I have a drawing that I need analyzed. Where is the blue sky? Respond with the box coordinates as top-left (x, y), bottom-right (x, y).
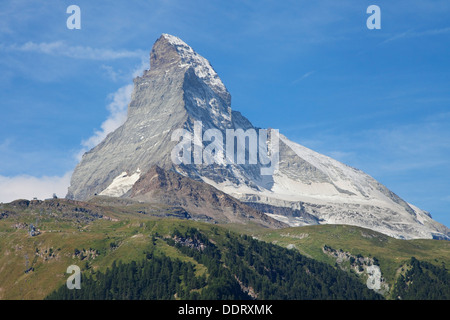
top-left (0, 0), bottom-right (449, 227)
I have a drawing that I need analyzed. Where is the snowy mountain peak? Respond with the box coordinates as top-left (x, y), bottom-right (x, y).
top-left (161, 33), bottom-right (189, 47)
top-left (150, 34), bottom-right (229, 103)
top-left (67, 34), bottom-right (449, 240)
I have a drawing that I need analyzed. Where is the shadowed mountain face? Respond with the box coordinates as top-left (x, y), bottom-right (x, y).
top-left (129, 166), bottom-right (286, 228)
top-left (67, 34), bottom-right (449, 240)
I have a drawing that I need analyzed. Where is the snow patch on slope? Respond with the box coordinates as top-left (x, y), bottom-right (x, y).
top-left (99, 169), bottom-right (141, 197)
top-left (264, 213), bottom-right (312, 227)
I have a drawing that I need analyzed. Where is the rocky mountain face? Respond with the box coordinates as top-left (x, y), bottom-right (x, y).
top-left (129, 166), bottom-right (286, 228)
top-left (67, 34), bottom-right (449, 240)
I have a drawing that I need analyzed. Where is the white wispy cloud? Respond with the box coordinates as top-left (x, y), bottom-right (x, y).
top-left (0, 73), bottom-right (139, 202)
top-left (77, 58), bottom-right (149, 159)
top-left (0, 54), bottom-right (150, 202)
top-left (101, 65), bottom-right (123, 81)
top-left (1, 41), bottom-right (146, 60)
top-left (382, 27), bottom-right (450, 44)
top-left (292, 71), bottom-right (315, 84)
top-left (298, 114), bottom-right (450, 177)
top-left (0, 172), bottom-right (72, 203)
top-left (78, 84), bottom-right (133, 158)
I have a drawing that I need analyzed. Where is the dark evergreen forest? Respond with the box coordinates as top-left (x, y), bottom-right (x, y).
top-left (47, 227), bottom-right (382, 300)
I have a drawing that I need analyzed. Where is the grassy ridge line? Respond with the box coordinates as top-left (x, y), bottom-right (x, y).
top-left (0, 198), bottom-right (448, 299)
top-left (254, 224), bottom-right (450, 291)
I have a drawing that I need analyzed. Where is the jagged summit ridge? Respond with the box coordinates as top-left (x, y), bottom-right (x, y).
top-left (67, 34), bottom-right (449, 240)
top-left (149, 34), bottom-right (230, 104)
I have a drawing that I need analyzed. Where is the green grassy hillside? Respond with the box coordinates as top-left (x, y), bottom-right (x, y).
top-left (0, 198), bottom-right (448, 300)
top-left (255, 224), bottom-right (450, 298)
